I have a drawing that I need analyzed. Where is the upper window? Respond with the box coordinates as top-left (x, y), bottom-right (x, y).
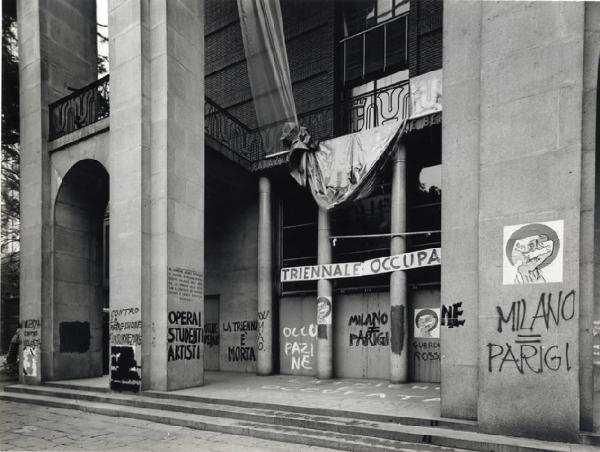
top-left (280, 188), bottom-right (318, 295)
top-left (340, 0), bottom-right (409, 85)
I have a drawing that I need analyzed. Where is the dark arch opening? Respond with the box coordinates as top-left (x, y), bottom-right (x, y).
top-left (52, 159), bottom-right (109, 380)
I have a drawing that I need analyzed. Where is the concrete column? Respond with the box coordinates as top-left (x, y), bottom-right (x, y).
top-left (257, 177), bottom-right (273, 375)
top-left (151, 0), bottom-right (205, 391)
top-left (475, 2), bottom-right (584, 441)
top-left (440, 0), bottom-right (481, 420)
top-left (317, 208), bottom-right (333, 379)
top-left (390, 142), bottom-right (408, 383)
top-left (18, 0), bottom-right (97, 383)
top-left (109, 0), bottom-right (205, 392)
top-left (108, 0), bottom-right (150, 393)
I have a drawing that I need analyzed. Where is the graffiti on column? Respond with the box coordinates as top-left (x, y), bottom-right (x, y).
top-left (203, 322), bottom-right (219, 347)
top-left (110, 307), bottom-right (142, 346)
top-left (22, 319), bottom-right (41, 377)
top-left (110, 346), bottom-right (141, 393)
top-left (487, 289), bottom-right (575, 373)
top-left (412, 341), bottom-right (440, 363)
top-left (283, 324), bottom-right (317, 370)
top-left (167, 311), bottom-right (203, 361)
top-left (414, 309), bottom-right (440, 339)
top-left (441, 302), bottom-right (465, 328)
top-left (390, 306), bottom-right (405, 355)
top-left (317, 296), bottom-right (331, 339)
top-left (347, 310), bottom-right (389, 346)
top-left (502, 221), bottom-right (563, 285)
top-left (110, 307), bottom-right (142, 392)
top-left (223, 319), bottom-right (257, 361)
top-left (257, 310), bottom-right (269, 351)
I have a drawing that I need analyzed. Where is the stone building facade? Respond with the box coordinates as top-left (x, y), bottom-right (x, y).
top-left (15, 0), bottom-right (600, 443)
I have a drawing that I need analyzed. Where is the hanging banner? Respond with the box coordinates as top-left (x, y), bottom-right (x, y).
top-left (281, 247), bottom-right (441, 282)
top-left (237, 0), bottom-right (297, 155)
top-left (289, 121), bottom-right (404, 210)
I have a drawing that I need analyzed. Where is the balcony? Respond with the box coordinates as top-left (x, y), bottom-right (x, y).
top-left (48, 74), bottom-right (427, 169)
top-left (342, 80), bottom-right (410, 134)
top-left (49, 75), bottom-right (109, 141)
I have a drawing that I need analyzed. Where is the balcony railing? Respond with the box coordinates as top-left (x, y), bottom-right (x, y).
top-left (342, 80), bottom-right (410, 134)
top-left (48, 75), bottom-right (415, 164)
top-left (205, 96), bottom-right (256, 161)
top-left (49, 75), bottom-right (110, 141)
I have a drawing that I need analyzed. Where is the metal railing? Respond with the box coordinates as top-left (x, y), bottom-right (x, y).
top-left (48, 75), bottom-right (412, 162)
top-left (342, 80), bottom-right (410, 134)
top-left (205, 96), bottom-right (256, 161)
top-left (49, 75), bottom-right (110, 140)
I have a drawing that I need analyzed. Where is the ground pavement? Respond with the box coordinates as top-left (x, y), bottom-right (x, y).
top-left (53, 371), bottom-right (442, 420)
top-left (0, 399), bottom-right (337, 451)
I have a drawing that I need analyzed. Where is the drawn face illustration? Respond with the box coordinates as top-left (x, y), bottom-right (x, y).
top-left (415, 309), bottom-right (439, 338)
top-left (512, 234), bottom-right (552, 264)
top-left (317, 297), bottom-right (332, 324)
top-left (417, 315), bottom-right (436, 336)
top-left (506, 224), bottom-right (559, 284)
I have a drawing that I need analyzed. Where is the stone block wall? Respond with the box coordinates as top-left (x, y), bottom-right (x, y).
top-left (442, 0), bottom-right (596, 441)
top-left (204, 151), bottom-right (259, 373)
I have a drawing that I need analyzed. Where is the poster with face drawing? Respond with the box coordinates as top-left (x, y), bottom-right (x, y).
top-left (414, 308), bottom-right (440, 339)
top-left (502, 220), bottom-right (563, 285)
top-left (317, 296), bottom-right (332, 325)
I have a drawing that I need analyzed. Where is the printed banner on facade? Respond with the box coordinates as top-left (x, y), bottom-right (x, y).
top-left (414, 308), bottom-right (440, 339)
top-left (281, 247), bottom-right (441, 282)
top-left (409, 69), bottom-right (442, 119)
top-left (502, 220), bottom-right (564, 285)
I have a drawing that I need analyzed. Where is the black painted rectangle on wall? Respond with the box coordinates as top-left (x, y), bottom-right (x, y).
top-left (110, 345), bottom-right (141, 393)
top-left (59, 321), bottom-right (90, 353)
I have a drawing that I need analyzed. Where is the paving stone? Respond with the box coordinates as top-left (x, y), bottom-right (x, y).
top-left (0, 400), bottom-right (339, 452)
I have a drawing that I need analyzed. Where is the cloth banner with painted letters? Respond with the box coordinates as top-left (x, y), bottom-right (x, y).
top-left (281, 247), bottom-right (441, 282)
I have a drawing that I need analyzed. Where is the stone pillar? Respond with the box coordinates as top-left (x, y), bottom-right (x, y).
top-left (580, 1), bottom-right (600, 432)
top-left (474, 2), bottom-right (584, 442)
top-left (317, 208), bottom-right (333, 379)
top-left (440, 0), bottom-right (482, 419)
top-left (389, 142), bottom-right (408, 383)
top-left (109, 0), bottom-right (205, 392)
top-left (108, 0), bottom-right (149, 393)
top-left (257, 177), bottom-right (273, 375)
top-left (18, 0), bottom-right (97, 383)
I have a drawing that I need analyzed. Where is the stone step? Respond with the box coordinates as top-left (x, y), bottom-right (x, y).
top-left (0, 386), bottom-right (576, 452)
top-left (5, 384), bottom-right (466, 439)
top-left (41, 380), bottom-right (475, 432)
top-left (0, 391), bottom-right (467, 452)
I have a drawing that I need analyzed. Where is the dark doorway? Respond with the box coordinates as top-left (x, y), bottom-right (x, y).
top-left (52, 159), bottom-right (109, 380)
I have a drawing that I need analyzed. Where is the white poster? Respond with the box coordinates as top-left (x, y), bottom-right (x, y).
top-left (22, 346), bottom-right (38, 377)
top-left (414, 308), bottom-right (440, 339)
top-left (409, 69), bottom-right (442, 119)
top-left (502, 220), bottom-right (564, 285)
top-left (317, 296), bottom-right (332, 325)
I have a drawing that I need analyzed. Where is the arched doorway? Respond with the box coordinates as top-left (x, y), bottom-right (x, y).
top-left (52, 159), bottom-right (109, 380)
